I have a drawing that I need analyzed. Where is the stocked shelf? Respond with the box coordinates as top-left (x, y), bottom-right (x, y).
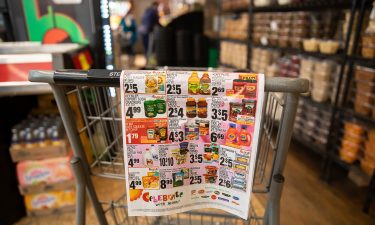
top-left (329, 151), bottom-right (351, 170)
top-left (220, 37), bottom-right (249, 44)
top-left (292, 133), bottom-right (326, 156)
top-left (300, 96), bottom-right (334, 111)
top-left (349, 56), bottom-right (375, 68)
top-left (341, 107), bottom-right (375, 128)
top-left (251, 44), bottom-right (346, 60)
top-left (214, 0), bottom-right (375, 212)
top-left (252, 0), bottom-right (352, 13)
top-left (219, 63), bottom-right (250, 71)
top-left (222, 7), bottom-right (249, 14)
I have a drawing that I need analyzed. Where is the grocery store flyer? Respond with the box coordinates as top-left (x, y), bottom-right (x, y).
top-left (120, 70), bottom-right (264, 219)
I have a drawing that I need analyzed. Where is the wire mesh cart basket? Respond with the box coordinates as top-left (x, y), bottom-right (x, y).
top-left (29, 69), bottom-right (308, 225)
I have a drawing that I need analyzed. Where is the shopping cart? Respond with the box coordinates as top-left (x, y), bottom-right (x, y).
top-left (29, 69), bottom-right (308, 225)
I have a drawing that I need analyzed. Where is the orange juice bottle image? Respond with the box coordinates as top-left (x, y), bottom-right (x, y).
top-left (188, 71), bottom-right (200, 95)
top-left (225, 123), bottom-right (239, 144)
top-left (239, 125), bottom-right (251, 146)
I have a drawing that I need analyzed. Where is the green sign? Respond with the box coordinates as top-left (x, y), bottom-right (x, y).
top-left (23, 0), bottom-right (89, 44)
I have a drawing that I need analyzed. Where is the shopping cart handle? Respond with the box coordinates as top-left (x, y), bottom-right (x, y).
top-left (29, 69), bottom-right (309, 93)
top-left (29, 69), bottom-right (122, 86)
top-left (55, 69), bottom-right (122, 86)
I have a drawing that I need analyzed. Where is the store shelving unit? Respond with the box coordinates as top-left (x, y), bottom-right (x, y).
top-left (214, 0), bottom-right (375, 212)
top-left (251, 44), bottom-right (347, 60)
top-left (252, 0), bottom-right (353, 12)
top-left (220, 37), bottom-right (249, 44)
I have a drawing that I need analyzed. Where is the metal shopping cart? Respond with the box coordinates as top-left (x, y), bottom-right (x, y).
top-left (29, 69), bottom-right (308, 225)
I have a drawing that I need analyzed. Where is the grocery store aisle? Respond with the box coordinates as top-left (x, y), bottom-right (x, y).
top-left (280, 142), bottom-right (375, 225)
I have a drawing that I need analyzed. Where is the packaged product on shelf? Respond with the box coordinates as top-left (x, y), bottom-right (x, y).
top-left (293, 100), bottom-right (332, 146)
top-left (220, 13), bottom-right (249, 40)
top-left (340, 121), bottom-right (365, 164)
top-left (309, 60), bottom-right (339, 103)
top-left (10, 115), bottom-right (69, 162)
top-left (354, 66), bottom-right (375, 117)
top-left (221, 0), bottom-right (249, 12)
top-left (252, 10), bottom-right (342, 51)
top-left (362, 1), bottom-right (375, 59)
top-left (24, 189), bottom-right (76, 214)
top-left (17, 156), bottom-right (74, 188)
top-left (275, 55), bottom-right (301, 78)
top-left (361, 128), bottom-right (375, 175)
top-left (251, 48), bottom-right (281, 74)
top-left (319, 40), bottom-right (340, 55)
top-left (303, 38), bottom-right (319, 52)
top-left (120, 71), bottom-right (264, 219)
top-left (254, 0), bottom-right (272, 7)
top-left (220, 41), bottom-right (248, 69)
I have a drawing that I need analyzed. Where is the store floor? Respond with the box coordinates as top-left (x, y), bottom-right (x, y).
top-left (280, 142), bottom-right (375, 225)
top-left (14, 141), bottom-right (375, 225)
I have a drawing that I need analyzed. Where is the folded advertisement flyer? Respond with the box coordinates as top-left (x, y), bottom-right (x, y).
top-left (120, 70), bottom-right (264, 219)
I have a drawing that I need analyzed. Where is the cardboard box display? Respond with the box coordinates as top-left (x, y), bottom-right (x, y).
top-left (10, 139), bottom-right (70, 162)
top-left (19, 180), bottom-right (75, 195)
top-left (16, 155), bottom-right (74, 188)
top-left (24, 189), bottom-right (76, 214)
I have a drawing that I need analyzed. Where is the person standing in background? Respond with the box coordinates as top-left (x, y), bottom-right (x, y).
top-left (139, 1), bottom-right (159, 58)
top-left (118, 5), bottom-right (137, 68)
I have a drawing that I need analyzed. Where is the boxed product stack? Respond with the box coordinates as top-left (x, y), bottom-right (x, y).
top-left (361, 1), bottom-right (375, 59)
top-left (294, 100), bottom-right (332, 147)
top-left (252, 11), bottom-right (342, 54)
top-left (299, 57), bottom-right (315, 94)
top-left (339, 121), bottom-right (364, 164)
top-left (254, 0), bottom-right (308, 7)
top-left (10, 114), bottom-right (75, 216)
top-left (220, 13), bottom-right (249, 40)
top-left (221, 0), bottom-right (249, 11)
top-left (362, 129), bottom-right (375, 175)
top-left (250, 47), bottom-right (280, 75)
top-left (253, 13), bottom-right (271, 46)
top-left (290, 12), bottom-right (310, 49)
top-left (276, 55), bottom-right (301, 77)
top-left (299, 57), bottom-right (339, 102)
top-left (353, 66), bottom-right (375, 118)
top-left (311, 60), bottom-right (339, 103)
top-left (220, 41), bottom-right (247, 69)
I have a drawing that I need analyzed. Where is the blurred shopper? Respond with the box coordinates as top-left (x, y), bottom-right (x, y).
top-left (139, 1), bottom-right (159, 58)
top-left (119, 6), bottom-right (137, 68)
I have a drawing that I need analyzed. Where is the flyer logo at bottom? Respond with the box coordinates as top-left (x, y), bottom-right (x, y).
top-left (121, 71), bottom-right (265, 219)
